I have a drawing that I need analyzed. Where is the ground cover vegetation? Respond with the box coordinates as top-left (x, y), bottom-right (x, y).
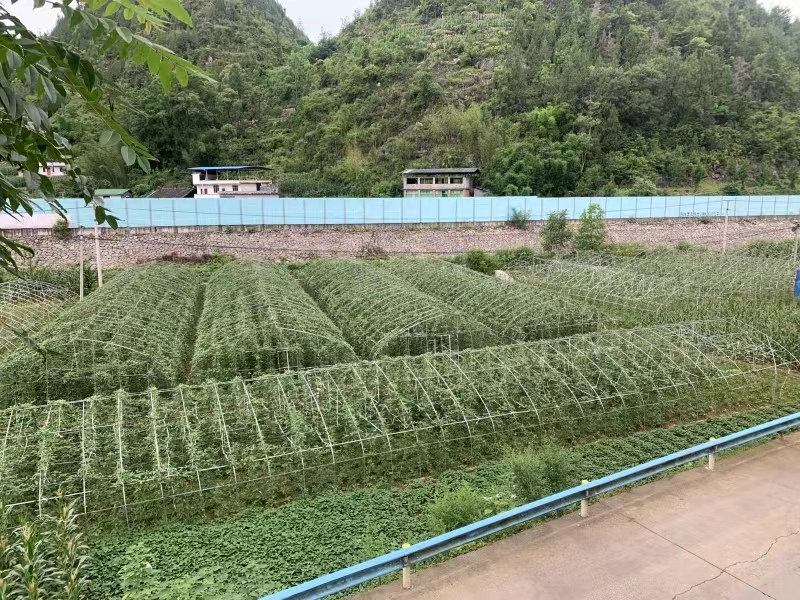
top-left (49, 0), bottom-right (800, 198)
top-left (297, 259), bottom-right (500, 357)
top-left (0, 320), bottom-right (793, 525)
top-left (190, 260), bottom-right (356, 381)
top-left (0, 248), bottom-right (796, 599)
top-left (84, 400), bottom-right (800, 599)
top-left (0, 265), bottom-right (202, 404)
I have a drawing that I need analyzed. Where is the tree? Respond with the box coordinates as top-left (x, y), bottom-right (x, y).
top-left (540, 209), bottom-right (573, 254)
top-left (0, 0), bottom-right (210, 270)
top-left (575, 203), bottom-right (608, 251)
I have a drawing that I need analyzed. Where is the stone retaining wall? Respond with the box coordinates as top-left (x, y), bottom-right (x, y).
top-left (8, 217), bottom-right (798, 268)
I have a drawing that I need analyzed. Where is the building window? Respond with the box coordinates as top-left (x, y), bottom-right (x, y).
top-left (420, 177), bottom-right (434, 185)
top-left (213, 185), bottom-right (219, 193)
top-left (450, 177), bottom-right (463, 184)
top-left (435, 177), bottom-right (449, 184)
top-left (232, 185), bottom-right (239, 192)
top-left (406, 177), bottom-right (418, 185)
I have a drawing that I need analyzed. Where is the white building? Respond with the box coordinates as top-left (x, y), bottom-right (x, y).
top-left (190, 166), bottom-right (278, 198)
top-left (402, 168), bottom-right (483, 198)
top-left (39, 162), bottom-right (68, 177)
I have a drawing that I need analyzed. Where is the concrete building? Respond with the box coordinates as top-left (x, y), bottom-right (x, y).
top-left (39, 162), bottom-right (67, 177)
top-left (94, 188), bottom-right (132, 199)
top-left (402, 168), bottom-right (483, 198)
top-left (190, 166), bottom-right (278, 198)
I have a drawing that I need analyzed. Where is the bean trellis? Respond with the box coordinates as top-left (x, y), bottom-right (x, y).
top-left (0, 265), bottom-right (202, 405)
top-left (191, 261), bottom-right (357, 381)
top-left (384, 258), bottom-right (600, 342)
top-left (0, 321), bottom-right (794, 519)
top-left (298, 260), bottom-right (500, 358)
top-left (0, 280), bottom-right (75, 357)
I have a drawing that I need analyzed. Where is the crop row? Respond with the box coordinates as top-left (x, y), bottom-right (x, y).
top-left (0, 322), bottom-right (793, 516)
top-left (0, 265), bottom-right (202, 405)
top-left (384, 258), bottom-right (599, 342)
top-left (298, 260), bottom-right (500, 358)
top-left (191, 261), bottom-right (357, 381)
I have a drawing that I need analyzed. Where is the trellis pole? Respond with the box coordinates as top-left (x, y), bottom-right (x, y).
top-left (94, 224), bottom-right (104, 287)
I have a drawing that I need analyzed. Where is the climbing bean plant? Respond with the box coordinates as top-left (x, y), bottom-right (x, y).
top-left (384, 258), bottom-right (601, 343)
top-left (191, 261), bottom-right (357, 381)
top-left (297, 260), bottom-right (499, 358)
top-left (0, 322), bottom-right (793, 520)
top-left (0, 265), bottom-right (202, 405)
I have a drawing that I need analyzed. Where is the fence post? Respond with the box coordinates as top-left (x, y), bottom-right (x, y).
top-left (93, 224), bottom-right (103, 288)
top-left (402, 543), bottom-right (412, 589)
top-left (722, 200), bottom-right (730, 254)
top-left (580, 480), bottom-right (589, 517)
top-left (707, 438), bottom-right (716, 471)
top-left (78, 229), bottom-right (84, 301)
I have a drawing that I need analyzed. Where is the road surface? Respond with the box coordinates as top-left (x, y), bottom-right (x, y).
top-left (358, 432), bottom-right (800, 600)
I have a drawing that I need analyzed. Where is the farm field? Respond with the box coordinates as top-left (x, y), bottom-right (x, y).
top-left (0, 246), bottom-right (797, 599)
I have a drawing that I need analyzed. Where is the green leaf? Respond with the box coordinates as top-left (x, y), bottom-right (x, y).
top-left (42, 77), bottom-right (58, 103)
top-left (159, 0), bottom-right (193, 26)
top-left (175, 66), bottom-right (188, 87)
top-left (81, 11), bottom-right (99, 30)
top-left (137, 155), bottom-right (151, 174)
top-left (121, 145), bottom-right (136, 166)
top-left (158, 57), bottom-right (172, 92)
top-left (116, 27), bottom-right (133, 44)
top-left (99, 129), bottom-right (116, 146)
top-left (132, 42), bottom-right (149, 65)
top-left (147, 50), bottom-right (161, 76)
top-left (123, 7), bottom-right (133, 19)
top-left (104, 2), bottom-right (120, 16)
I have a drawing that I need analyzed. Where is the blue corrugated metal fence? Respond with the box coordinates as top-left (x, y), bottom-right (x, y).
top-left (34, 195), bottom-right (800, 229)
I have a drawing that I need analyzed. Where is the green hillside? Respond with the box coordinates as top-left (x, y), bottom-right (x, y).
top-left (53, 0), bottom-right (800, 197)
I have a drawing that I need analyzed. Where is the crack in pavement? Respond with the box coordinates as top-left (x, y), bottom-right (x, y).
top-left (667, 528), bottom-right (800, 600)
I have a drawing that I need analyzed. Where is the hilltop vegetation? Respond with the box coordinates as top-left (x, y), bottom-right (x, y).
top-left (52, 0), bottom-right (800, 197)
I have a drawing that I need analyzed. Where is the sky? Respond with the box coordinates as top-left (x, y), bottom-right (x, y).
top-left (3, 0), bottom-right (800, 41)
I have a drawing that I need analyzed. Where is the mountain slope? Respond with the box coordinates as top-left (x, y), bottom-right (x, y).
top-left (52, 0), bottom-right (800, 198)
top-left (269, 0), bottom-right (800, 197)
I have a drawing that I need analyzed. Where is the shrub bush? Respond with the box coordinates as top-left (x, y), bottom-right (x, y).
top-left (52, 218), bottom-right (71, 239)
top-left (462, 249), bottom-right (501, 274)
top-left (508, 208), bottom-right (531, 230)
top-left (428, 482), bottom-right (488, 534)
top-left (540, 210), bottom-right (573, 254)
top-left (575, 203), bottom-right (607, 251)
top-left (509, 441), bottom-right (576, 503)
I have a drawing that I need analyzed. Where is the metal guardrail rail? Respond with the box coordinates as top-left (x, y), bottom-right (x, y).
top-left (263, 411), bottom-right (800, 600)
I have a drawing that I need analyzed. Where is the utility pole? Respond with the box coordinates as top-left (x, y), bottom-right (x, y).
top-left (79, 228), bottom-right (84, 300)
top-left (722, 199), bottom-right (730, 254)
top-left (94, 224), bottom-right (103, 288)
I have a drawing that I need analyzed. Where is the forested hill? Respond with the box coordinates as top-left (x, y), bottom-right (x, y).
top-left (54, 0), bottom-right (800, 198)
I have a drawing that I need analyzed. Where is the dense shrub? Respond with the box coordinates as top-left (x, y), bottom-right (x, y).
top-left (509, 441), bottom-right (576, 503)
top-left (575, 203), bottom-right (607, 251)
top-left (461, 249), bottom-right (501, 274)
top-left (540, 210), bottom-right (573, 253)
top-left (428, 483), bottom-right (488, 534)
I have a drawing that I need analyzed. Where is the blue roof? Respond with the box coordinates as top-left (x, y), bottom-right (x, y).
top-left (188, 166), bottom-right (271, 172)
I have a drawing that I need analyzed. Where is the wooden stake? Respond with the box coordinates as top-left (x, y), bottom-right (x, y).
top-left (79, 229), bottom-right (84, 300)
top-left (94, 224), bottom-right (103, 288)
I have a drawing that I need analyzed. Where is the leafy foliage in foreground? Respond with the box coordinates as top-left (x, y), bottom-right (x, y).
top-left (191, 260), bottom-right (356, 381)
top-left (0, 265), bottom-right (202, 404)
top-left (0, 498), bottom-right (88, 600)
top-left (86, 401), bottom-right (800, 599)
top-left (0, 0), bottom-right (211, 269)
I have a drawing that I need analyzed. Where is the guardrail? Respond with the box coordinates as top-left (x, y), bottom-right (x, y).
top-left (263, 411), bottom-right (800, 600)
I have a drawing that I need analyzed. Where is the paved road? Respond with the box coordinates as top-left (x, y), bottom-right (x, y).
top-left (358, 432), bottom-right (800, 600)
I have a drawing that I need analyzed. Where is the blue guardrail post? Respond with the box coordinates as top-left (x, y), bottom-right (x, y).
top-left (795, 270), bottom-right (800, 299)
